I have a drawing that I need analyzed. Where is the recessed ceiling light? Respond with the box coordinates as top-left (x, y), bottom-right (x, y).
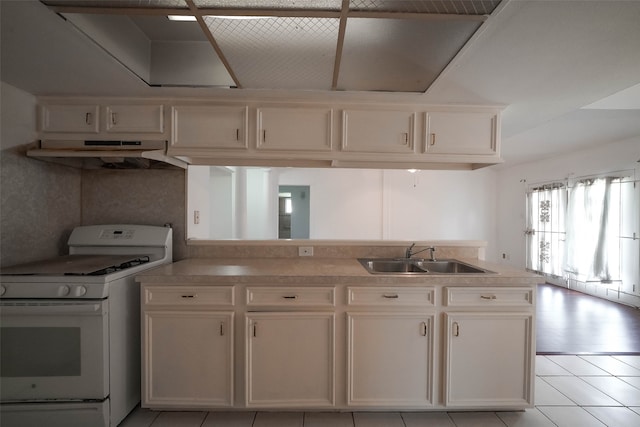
top-left (167, 15), bottom-right (197, 21)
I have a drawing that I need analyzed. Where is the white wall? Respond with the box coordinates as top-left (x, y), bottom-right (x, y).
top-left (187, 165), bottom-right (211, 239)
top-left (279, 168), bottom-right (385, 240)
top-left (276, 167), bottom-right (499, 258)
top-left (495, 137), bottom-right (640, 270)
top-left (383, 169), bottom-right (498, 257)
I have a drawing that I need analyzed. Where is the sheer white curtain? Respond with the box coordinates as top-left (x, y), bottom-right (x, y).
top-left (564, 178), bottom-right (621, 282)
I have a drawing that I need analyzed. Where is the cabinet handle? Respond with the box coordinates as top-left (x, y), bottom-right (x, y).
top-left (220, 322), bottom-right (225, 336)
top-left (402, 132), bottom-right (408, 145)
top-left (181, 294), bottom-right (197, 299)
top-left (382, 294), bottom-right (399, 299)
top-left (253, 323), bottom-right (257, 337)
top-left (111, 112), bottom-right (117, 125)
top-left (262, 129), bottom-right (266, 142)
top-left (282, 295), bottom-right (298, 299)
top-left (236, 128), bottom-right (240, 141)
top-left (480, 295), bottom-right (497, 300)
top-left (453, 322), bottom-right (459, 337)
top-left (85, 112), bottom-right (92, 125)
top-left (420, 321), bottom-right (427, 336)
top-left (430, 133), bottom-right (436, 146)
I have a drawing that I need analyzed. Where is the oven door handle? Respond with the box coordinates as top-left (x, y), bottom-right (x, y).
top-left (0, 303), bottom-right (104, 315)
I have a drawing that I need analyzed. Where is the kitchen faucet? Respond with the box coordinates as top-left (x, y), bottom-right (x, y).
top-left (405, 243), bottom-right (436, 261)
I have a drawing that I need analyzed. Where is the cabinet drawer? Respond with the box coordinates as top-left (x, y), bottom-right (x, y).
top-left (444, 287), bottom-right (534, 307)
top-left (347, 287), bottom-right (435, 306)
top-left (144, 286), bottom-right (234, 307)
top-left (246, 287), bottom-right (335, 307)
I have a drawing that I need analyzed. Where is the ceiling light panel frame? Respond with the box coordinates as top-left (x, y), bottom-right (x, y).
top-left (41, 0), bottom-right (502, 92)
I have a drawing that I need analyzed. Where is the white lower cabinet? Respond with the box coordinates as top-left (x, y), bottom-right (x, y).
top-left (141, 285), bottom-right (235, 409)
top-left (443, 312), bottom-right (533, 408)
top-left (140, 282), bottom-right (535, 411)
top-left (347, 312), bottom-right (434, 407)
top-left (245, 312), bottom-right (335, 407)
top-left (143, 311), bottom-right (234, 408)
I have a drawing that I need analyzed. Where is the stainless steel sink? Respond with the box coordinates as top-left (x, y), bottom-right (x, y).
top-left (358, 258), bottom-right (429, 274)
top-left (358, 258), bottom-right (494, 275)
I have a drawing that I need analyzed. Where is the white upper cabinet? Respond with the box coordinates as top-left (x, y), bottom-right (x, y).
top-left (424, 111), bottom-right (499, 156)
top-left (105, 104), bottom-right (164, 133)
top-left (37, 97), bottom-right (503, 169)
top-left (256, 107), bottom-right (333, 151)
top-left (39, 104), bottom-right (100, 133)
top-left (342, 109), bottom-right (417, 154)
top-left (171, 105), bottom-right (248, 149)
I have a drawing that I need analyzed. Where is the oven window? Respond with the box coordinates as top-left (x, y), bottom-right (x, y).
top-left (1, 327), bottom-right (81, 377)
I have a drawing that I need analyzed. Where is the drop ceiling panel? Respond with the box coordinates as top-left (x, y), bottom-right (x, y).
top-left (348, 0), bottom-right (500, 14)
top-left (43, 0), bottom-right (188, 9)
top-left (204, 16), bottom-right (338, 89)
top-left (338, 18), bottom-right (482, 92)
top-left (194, 0), bottom-right (342, 11)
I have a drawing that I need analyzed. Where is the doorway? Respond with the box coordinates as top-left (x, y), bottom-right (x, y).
top-left (278, 186), bottom-right (310, 239)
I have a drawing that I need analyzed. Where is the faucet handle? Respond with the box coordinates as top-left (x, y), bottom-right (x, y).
top-left (405, 243), bottom-right (416, 258)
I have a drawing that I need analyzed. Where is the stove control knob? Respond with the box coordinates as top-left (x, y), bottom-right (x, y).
top-left (0, 285), bottom-right (6, 296)
top-left (75, 286), bottom-right (87, 297)
top-left (58, 285), bottom-right (71, 297)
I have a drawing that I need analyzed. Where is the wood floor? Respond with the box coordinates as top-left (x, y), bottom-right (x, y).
top-left (537, 283), bottom-right (640, 355)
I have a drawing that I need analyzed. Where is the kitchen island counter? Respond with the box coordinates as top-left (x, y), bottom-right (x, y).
top-left (138, 254), bottom-right (538, 412)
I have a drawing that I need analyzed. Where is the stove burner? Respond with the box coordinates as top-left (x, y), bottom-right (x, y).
top-left (65, 256), bottom-right (151, 276)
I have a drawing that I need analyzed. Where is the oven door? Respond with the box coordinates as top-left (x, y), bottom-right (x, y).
top-left (0, 300), bottom-right (109, 401)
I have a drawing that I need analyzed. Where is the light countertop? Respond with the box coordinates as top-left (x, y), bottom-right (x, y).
top-left (136, 257), bottom-right (541, 286)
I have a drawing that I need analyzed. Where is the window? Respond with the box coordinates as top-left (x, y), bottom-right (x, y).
top-left (525, 183), bottom-right (566, 278)
top-left (526, 174), bottom-right (638, 293)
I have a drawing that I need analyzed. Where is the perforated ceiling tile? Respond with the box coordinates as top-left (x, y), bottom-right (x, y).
top-left (204, 16), bottom-right (338, 89)
top-left (194, 0), bottom-right (342, 10)
top-left (348, 0), bottom-right (501, 14)
top-left (42, 0), bottom-right (188, 8)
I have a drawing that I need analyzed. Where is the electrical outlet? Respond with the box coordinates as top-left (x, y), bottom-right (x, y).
top-left (194, 210), bottom-right (200, 224)
top-left (298, 246), bottom-right (314, 256)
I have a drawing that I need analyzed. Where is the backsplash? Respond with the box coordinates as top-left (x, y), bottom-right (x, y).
top-left (187, 242), bottom-right (484, 260)
top-left (81, 168), bottom-right (187, 260)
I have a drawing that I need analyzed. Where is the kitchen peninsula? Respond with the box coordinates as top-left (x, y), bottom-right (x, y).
top-left (137, 242), bottom-right (539, 412)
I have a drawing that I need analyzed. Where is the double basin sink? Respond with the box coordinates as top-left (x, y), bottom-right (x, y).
top-left (358, 258), bottom-right (494, 275)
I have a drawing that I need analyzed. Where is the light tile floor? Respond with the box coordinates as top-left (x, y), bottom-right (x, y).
top-left (120, 355), bottom-right (640, 427)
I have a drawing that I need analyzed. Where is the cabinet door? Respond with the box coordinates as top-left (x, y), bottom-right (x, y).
top-left (246, 312), bottom-right (335, 407)
top-left (105, 104), bottom-right (164, 133)
top-left (444, 312), bottom-right (533, 408)
top-left (347, 312), bottom-right (433, 407)
top-left (171, 105), bottom-right (248, 149)
top-left (256, 107), bottom-right (333, 151)
top-left (425, 111), bottom-right (498, 155)
top-left (342, 109), bottom-right (416, 154)
top-left (39, 104), bottom-right (99, 133)
top-left (143, 311), bottom-right (234, 408)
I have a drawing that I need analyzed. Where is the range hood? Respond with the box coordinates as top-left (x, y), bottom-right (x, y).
top-left (27, 140), bottom-right (187, 170)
